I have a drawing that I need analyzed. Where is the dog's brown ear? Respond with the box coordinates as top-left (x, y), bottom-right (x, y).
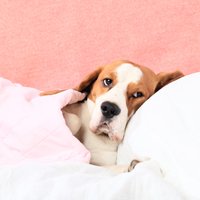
top-left (75, 67), bottom-right (102, 93)
top-left (155, 70), bottom-right (184, 92)
top-left (40, 67), bottom-right (102, 97)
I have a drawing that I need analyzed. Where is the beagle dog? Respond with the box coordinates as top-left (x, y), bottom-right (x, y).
top-left (43, 60), bottom-right (183, 171)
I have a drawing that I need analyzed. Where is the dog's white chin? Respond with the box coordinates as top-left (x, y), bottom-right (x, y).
top-left (97, 125), bottom-right (110, 134)
top-left (89, 121), bottom-right (110, 135)
top-left (89, 122), bottom-right (123, 142)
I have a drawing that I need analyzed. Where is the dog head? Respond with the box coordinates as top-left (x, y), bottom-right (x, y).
top-left (76, 60), bottom-right (183, 142)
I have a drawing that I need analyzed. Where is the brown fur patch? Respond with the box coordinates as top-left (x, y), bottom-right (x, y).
top-left (42, 60), bottom-right (184, 119)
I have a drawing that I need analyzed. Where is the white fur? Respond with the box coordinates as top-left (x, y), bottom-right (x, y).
top-left (89, 63), bottom-right (143, 141)
top-left (116, 63), bottom-right (143, 83)
top-left (64, 63), bottom-right (143, 165)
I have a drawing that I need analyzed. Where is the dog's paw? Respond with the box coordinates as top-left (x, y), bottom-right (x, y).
top-left (128, 159), bottom-right (140, 172)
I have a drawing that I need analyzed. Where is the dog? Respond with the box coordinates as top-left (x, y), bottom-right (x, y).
top-left (42, 60), bottom-right (183, 172)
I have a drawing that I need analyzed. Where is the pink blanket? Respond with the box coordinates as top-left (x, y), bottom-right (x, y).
top-left (0, 77), bottom-right (90, 165)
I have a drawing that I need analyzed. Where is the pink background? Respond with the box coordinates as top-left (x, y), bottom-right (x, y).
top-left (0, 0), bottom-right (200, 90)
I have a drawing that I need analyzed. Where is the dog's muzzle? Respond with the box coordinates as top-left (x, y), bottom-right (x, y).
top-left (101, 101), bottom-right (121, 119)
top-left (89, 100), bottom-right (124, 142)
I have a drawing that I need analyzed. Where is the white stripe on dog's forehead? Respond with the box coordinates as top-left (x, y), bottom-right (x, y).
top-left (116, 63), bottom-right (143, 83)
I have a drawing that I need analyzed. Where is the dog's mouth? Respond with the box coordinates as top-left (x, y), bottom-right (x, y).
top-left (95, 121), bottom-right (111, 135)
top-left (92, 120), bottom-right (122, 142)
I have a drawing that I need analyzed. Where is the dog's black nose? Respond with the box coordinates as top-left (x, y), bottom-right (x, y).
top-left (101, 101), bottom-right (121, 119)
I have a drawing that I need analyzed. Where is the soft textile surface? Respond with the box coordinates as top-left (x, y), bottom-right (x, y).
top-left (0, 161), bottom-right (182, 200)
top-left (0, 78), bottom-right (90, 164)
top-left (118, 72), bottom-right (200, 199)
top-left (0, 75), bottom-right (199, 199)
top-left (0, 0), bottom-right (200, 90)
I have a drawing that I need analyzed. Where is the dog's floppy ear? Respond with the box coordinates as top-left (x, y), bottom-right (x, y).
top-left (155, 70), bottom-right (184, 92)
top-left (75, 67), bottom-right (102, 94)
top-left (40, 67), bottom-right (102, 97)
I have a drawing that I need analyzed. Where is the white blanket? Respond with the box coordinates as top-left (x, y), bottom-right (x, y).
top-left (0, 161), bottom-right (182, 200)
top-left (118, 72), bottom-right (200, 199)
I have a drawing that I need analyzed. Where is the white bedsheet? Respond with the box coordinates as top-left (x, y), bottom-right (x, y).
top-left (0, 161), bottom-right (182, 200)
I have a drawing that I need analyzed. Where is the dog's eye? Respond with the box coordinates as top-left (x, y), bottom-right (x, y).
top-left (103, 78), bottom-right (112, 87)
top-left (132, 92), bottom-right (144, 98)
